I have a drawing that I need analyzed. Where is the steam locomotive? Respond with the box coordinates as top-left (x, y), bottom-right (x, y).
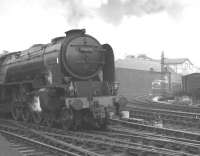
top-left (0, 29), bottom-right (125, 129)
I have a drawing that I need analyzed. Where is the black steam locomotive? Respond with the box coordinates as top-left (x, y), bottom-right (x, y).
top-left (0, 29), bottom-right (124, 129)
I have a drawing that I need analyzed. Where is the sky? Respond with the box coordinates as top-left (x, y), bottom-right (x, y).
top-left (0, 0), bottom-right (200, 66)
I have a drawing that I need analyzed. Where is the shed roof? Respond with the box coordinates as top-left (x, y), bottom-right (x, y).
top-left (115, 56), bottom-right (175, 73)
top-left (182, 72), bottom-right (200, 78)
top-left (164, 58), bottom-right (192, 65)
top-left (116, 57), bottom-right (161, 72)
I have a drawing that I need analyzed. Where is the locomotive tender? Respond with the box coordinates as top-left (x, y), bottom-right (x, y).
top-left (0, 29), bottom-right (123, 129)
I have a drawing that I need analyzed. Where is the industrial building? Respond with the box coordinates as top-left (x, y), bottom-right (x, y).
top-left (115, 55), bottom-right (187, 99)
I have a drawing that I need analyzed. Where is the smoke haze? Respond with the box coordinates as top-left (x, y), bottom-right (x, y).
top-left (53, 0), bottom-right (183, 25)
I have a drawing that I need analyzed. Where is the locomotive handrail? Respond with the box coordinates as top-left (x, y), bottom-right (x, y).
top-left (75, 60), bottom-right (105, 64)
top-left (71, 44), bottom-right (106, 52)
top-left (70, 44), bottom-right (99, 48)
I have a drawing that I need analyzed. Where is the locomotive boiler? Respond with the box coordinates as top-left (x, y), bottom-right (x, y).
top-left (0, 29), bottom-right (124, 129)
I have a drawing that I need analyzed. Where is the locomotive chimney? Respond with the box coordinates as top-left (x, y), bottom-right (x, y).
top-left (65, 29), bottom-right (86, 36)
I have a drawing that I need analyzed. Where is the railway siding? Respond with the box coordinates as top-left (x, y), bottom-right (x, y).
top-left (131, 99), bottom-right (200, 113)
top-left (127, 99), bottom-right (200, 129)
top-left (111, 119), bottom-right (200, 142)
top-left (1, 119), bottom-right (199, 155)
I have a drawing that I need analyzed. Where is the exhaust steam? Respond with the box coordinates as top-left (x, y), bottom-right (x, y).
top-left (31, 96), bottom-right (42, 112)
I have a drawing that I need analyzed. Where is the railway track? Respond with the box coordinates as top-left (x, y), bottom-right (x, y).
top-left (128, 105), bottom-right (200, 128)
top-left (131, 98), bottom-right (200, 114)
top-left (1, 119), bottom-right (199, 155)
top-left (0, 122), bottom-right (100, 156)
top-left (127, 99), bottom-right (200, 128)
top-left (91, 128), bottom-right (200, 155)
top-left (111, 119), bottom-right (200, 143)
top-left (44, 130), bottom-right (194, 156)
top-left (0, 130), bottom-right (79, 156)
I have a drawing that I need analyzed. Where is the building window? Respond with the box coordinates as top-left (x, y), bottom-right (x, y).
top-left (185, 62), bottom-right (188, 69)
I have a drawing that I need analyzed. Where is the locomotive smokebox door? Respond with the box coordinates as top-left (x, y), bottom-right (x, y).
top-left (61, 30), bottom-right (105, 80)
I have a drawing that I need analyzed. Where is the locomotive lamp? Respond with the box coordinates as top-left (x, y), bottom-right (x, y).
top-left (69, 81), bottom-right (75, 96)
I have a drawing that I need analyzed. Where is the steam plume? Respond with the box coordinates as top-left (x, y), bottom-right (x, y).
top-left (98, 0), bottom-right (183, 24)
top-left (55, 0), bottom-right (183, 25)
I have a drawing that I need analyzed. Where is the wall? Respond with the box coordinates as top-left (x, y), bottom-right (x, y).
top-left (116, 68), bottom-right (162, 99)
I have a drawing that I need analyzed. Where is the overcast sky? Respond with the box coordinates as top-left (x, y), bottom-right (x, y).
top-left (0, 0), bottom-right (200, 65)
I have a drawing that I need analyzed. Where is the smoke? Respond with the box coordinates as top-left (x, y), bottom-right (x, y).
top-left (98, 0), bottom-right (183, 24)
top-left (55, 0), bottom-right (93, 26)
top-left (55, 0), bottom-right (184, 25)
top-left (31, 96), bottom-right (42, 112)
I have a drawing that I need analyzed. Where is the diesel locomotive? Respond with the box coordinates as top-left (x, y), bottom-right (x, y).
top-left (0, 29), bottom-right (125, 129)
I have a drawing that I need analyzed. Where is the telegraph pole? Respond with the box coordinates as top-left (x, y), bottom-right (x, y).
top-left (161, 51), bottom-right (165, 96)
top-left (161, 51), bottom-right (165, 78)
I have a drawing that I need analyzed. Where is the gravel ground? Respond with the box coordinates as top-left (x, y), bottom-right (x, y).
top-left (0, 134), bottom-right (22, 156)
